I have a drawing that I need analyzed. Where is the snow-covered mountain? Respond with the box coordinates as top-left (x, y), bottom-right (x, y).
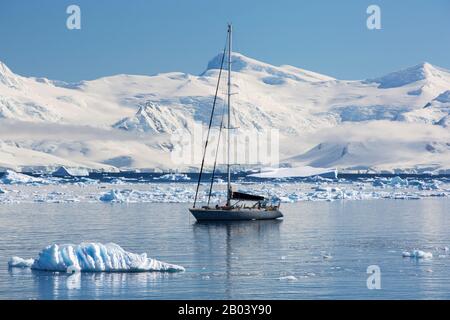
top-left (113, 101), bottom-right (193, 134)
top-left (0, 53), bottom-right (449, 173)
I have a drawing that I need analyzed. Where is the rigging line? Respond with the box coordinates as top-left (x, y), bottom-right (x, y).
top-left (226, 24), bottom-right (232, 207)
top-left (207, 100), bottom-right (226, 206)
top-left (193, 36), bottom-right (228, 208)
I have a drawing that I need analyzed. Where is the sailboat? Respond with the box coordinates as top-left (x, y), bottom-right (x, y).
top-left (189, 24), bottom-right (283, 221)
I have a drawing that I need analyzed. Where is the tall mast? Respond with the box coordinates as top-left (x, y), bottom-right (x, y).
top-left (226, 23), bottom-right (232, 206)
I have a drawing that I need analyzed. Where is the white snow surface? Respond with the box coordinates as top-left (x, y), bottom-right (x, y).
top-left (1, 54), bottom-right (450, 172)
top-left (9, 243), bottom-right (185, 272)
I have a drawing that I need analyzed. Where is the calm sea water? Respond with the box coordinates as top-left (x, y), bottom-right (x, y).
top-left (1, 199), bottom-right (450, 300)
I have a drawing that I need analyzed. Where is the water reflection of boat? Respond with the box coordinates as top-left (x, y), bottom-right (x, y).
top-left (194, 219), bottom-right (283, 232)
top-left (193, 220), bottom-right (282, 298)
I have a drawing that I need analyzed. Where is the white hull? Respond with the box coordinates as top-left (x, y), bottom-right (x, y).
top-left (189, 208), bottom-right (283, 221)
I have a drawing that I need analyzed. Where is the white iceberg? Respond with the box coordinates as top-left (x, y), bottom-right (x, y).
top-left (9, 243), bottom-right (185, 273)
top-left (99, 189), bottom-right (132, 203)
top-left (0, 170), bottom-right (49, 185)
top-left (8, 256), bottom-right (34, 268)
top-left (389, 176), bottom-right (408, 187)
top-left (52, 166), bottom-right (89, 177)
top-left (99, 187), bottom-right (196, 203)
top-left (153, 173), bottom-right (191, 181)
top-left (372, 178), bottom-right (386, 187)
top-left (402, 250), bottom-right (433, 259)
top-left (279, 275), bottom-right (298, 281)
top-left (109, 178), bottom-right (127, 185)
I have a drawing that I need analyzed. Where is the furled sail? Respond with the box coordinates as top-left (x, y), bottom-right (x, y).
top-left (231, 191), bottom-right (265, 201)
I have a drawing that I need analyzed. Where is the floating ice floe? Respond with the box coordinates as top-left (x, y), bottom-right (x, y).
top-left (418, 180), bottom-right (441, 190)
top-left (8, 256), bottom-right (34, 268)
top-left (214, 178), bottom-right (225, 184)
top-left (402, 250), bottom-right (433, 259)
top-left (1, 175), bottom-right (450, 204)
top-left (372, 176), bottom-right (409, 188)
top-left (99, 187), bottom-right (197, 203)
top-left (372, 177), bottom-right (442, 191)
top-left (52, 166), bottom-right (89, 177)
top-left (153, 173), bottom-right (191, 181)
top-left (99, 189), bottom-right (133, 203)
top-left (0, 170), bottom-right (53, 185)
top-left (279, 275), bottom-right (298, 281)
top-left (109, 178), bottom-right (127, 185)
top-left (74, 178), bottom-right (99, 186)
top-left (389, 176), bottom-right (408, 187)
top-left (372, 178), bottom-right (386, 187)
top-left (9, 243), bottom-right (185, 273)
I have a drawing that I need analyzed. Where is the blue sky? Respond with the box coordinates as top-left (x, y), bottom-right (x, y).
top-left (0, 0), bottom-right (449, 82)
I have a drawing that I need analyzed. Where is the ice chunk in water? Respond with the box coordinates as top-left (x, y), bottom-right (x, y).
top-left (10, 243), bottom-right (185, 272)
top-left (8, 256), bottom-right (34, 268)
top-left (0, 170), bottom-right (47, 185)
top-left (372, 179), bottom-right (385, 187)
top-left (279, 275), bottom-right (298, 281)
top-left (389, 176), bottom-right (408, 187)
top-left (402, 250), bottom-right (433, 259)
top-left (153, 173), bottom-right (191, 181)
top-left (99, 189), bottom-right (131, 202)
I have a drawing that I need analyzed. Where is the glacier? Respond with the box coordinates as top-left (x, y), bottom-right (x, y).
top-left (8, 243), bottom-right (185, 273)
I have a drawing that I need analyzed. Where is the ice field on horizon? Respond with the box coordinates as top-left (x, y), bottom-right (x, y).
top-left (0, 170), bottom-right (449, 204)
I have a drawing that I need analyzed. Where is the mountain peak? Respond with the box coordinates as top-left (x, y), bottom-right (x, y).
top-left (205, 52), bottom-right (268, 73)
top-left (203, 52), bottom-right (334, 83)
top-left (0, 61), bottom-right (16, 78)
top-left (412, 61), bottom-right (445, 76)
top-left (369, 62), bottom-right (450, 89)
top-left (0, 60), bottom-right (22, 89)
top-left (417, 61), bottom-right (432, 69)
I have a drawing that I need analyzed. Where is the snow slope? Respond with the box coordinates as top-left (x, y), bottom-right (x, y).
top-left (1, 53), bottom-right (450, 173)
